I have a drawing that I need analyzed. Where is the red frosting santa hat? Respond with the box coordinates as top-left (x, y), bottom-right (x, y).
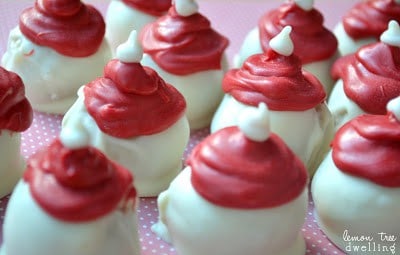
top-left (0, 67), bottom-right (33, 132)
top-left (19, 0), bottom-right (105, 57)
top-left (188, 103), bottom-right (308, 209)
top-left (83, 30), bottom-right (186, 138)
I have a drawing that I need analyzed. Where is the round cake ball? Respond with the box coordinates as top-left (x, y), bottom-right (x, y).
top-left (329, 20), bottom-right (400, 131)
top-left (1, 0), bottom-right (112, 114)
top-left (139, 0), bottom-right (229, 129)
top-left (0, 137), bottom-right (139, 255)
top-left (0, 67), bottom-right (33, 198)
top-left (334, 0), bottom-right (400, 56)
top-left (235, 0), bottom-right (338, 95)
top-left (61, 30), bottom-right (190, 197)
top-left (312, 97), bottom-right (400, 255)
top-left (152, 103), bottom-right (309, 255)
top-left (105, 0), bottom-right (171, 55)
top-left (212, 26), bottom-right (334, 175)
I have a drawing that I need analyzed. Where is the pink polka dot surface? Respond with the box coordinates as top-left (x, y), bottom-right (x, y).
top-left (0, 113), bottom-right (343, 255)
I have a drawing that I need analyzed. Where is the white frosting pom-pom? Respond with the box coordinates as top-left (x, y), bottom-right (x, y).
top-left (116, 30), bottom-right (143, 63)
top-left (238, 103), bottom-right (270, 142)
top-left (380, 20), bottom-right (400, 47)
top-left (294, 0), bottom-right (314, 11)
top-left (396, 0), bottom-right (400, 5)
top-left (387, 96), bottom-right (400, 121)
top-left (269, 26), bottom-right (294, 56)
top-left (174, 0), bottom-right (199, 17)
top-left (60, 126), bottom-right (90, 149)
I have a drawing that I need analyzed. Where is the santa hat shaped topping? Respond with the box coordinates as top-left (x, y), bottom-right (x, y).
top-left (19, 0), bottom-right (105, 57)
top-left (189, 103), bottom-right (308, 209)
top-left (23, 137), bottom-right (136, 222)
top-left (0, 67), bottom-right (33, 132)
top-left (332, 96), bottom-right (400, 187)
top-left (84, 30), bottom-right (186, 138)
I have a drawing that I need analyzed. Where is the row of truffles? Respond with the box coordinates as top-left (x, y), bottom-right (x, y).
top-left (0, 0), bottom-right (400, 254)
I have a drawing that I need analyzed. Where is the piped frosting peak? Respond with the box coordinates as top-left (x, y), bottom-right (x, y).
top-left (269, 26), bottom-right (294, 56)
top-left (238, 103), bottom-right (270, 142)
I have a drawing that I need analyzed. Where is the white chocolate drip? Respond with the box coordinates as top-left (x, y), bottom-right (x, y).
top-left (269, 26), bottom-right (294, 56)
top-left (380, 20), bottom-right (400, 47)
top-left (174, 0), bottom-right (198, 17)
top-left (294, 0), bottom-right (314, 11)
top-left (387, 96), bottom-right (400, 121)
top-left (238, 103), bottom-right (270, 142)
top-left (116, 30), bottom-right (143, 63)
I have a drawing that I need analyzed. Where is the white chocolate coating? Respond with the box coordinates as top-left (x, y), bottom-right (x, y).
top-left (1, 27), bottom-right (111, 114)
top-left (387, 96), bottom-right (400, 121)
top-left (333, 22), bottom-right (376, 56)
top-left (328, 79), bottom-right (365, 131)
top-left (312, 151), bottom-right (400, 255)
top-left (235, 27), bottom-right (337, 95)
top-left (237, 102), bottom-right (270, 142)
top-left (211, 94), bottom-right (333, 175)
top-left (269, 26), bottom-right (294, 56)
top-left (152, 167), bottom-right (308, 255)
top-left (61, 88), bottom-right (190, 197)
top-left (105, 0), bottom-right (162, 56)
top-left (141, 53), bottom-right (229, 130)
top-left (380, 20), bottom-right (400, 47)
top-left (0, 181), bottom-right (140, 255)
top-left (0, 131), bottom-right (24, 198)
top-left (174, 0), bottom-right (198, 17)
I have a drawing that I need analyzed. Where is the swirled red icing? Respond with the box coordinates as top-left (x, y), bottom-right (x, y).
top-left (332, 114), bottom-right (400, 187)
top-left (84, 59), bottom-right (186, 138)
top-left (223, 50), bottom-right (326, 111)
top-left (19, 0), bottom-right (105, 57)
top-left (258, 1), bottom-right (337, 64)
top-left (189, 126), bottom-right (308, 208)
top-left (140, 6), bottom-right (229, 75)
top-left (331, 43), bottom-right (400, 114)
top-left (0, 67), bottom-right (33, 132)
top-left (122, 0), bottom-right (171, 16)
top-left (23, 139), bottom-right (137, 222)
top-left (342, 0), bottom-right (400, 40)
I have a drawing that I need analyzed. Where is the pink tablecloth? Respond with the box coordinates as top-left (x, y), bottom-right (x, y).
top-left (0, 1), bottom-right (359, 254)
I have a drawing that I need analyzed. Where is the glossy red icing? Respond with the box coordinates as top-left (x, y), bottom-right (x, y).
top-left (223, 50), bottom-right (326, 111)
top-left (84, 60), bottom-right (186, 138)
top-left (331, 43), bottom-right (400, 114)
top-left (140, 6), bottom-right (229, 75)
top-left (258, 1), bottom-right (337, 64)
top-left (332, 114), bottom-right (400, 187)
top-left (24, 139), bottom-right (137, 222)
top-left (19, 0), bottom-right (105, 57)
top-left (0, 67), bottom-right (33, 132)
top-left (122, 0), bottom-right (171, 16)
top-left (342, 0), bottom-right (400, 40)
top-left (189, 126), bottom-right (308, 209)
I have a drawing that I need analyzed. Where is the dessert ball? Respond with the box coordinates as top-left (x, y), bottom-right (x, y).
top-left (312, 97), bottom-right (400, 255)
top-left (152, 103), bottom-right (308, 255)
top-left (0, 67), bottom-right (33, 198)
top-left (334, 0), bottom-right (400, 56)
top-left (140, 0), bottom-right (229, 129)
top-left (0, 136), bottom-right (139, 255)
top-left (212, 26), bottom-right (334, 175)
top-left (105, 0), bottom-right (171, 55)
top-left (61, 31), bottom-right (189, 197)
top-left (235, 0), bottom-right (338, 95)
top-left (329, 20), bottom-right (400, 131)
top-left (1, 0), bottom-right (112, 114)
